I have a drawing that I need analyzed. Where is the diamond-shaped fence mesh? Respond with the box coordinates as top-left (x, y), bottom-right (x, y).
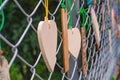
top-left (0, 0), bottom-right (119, 80)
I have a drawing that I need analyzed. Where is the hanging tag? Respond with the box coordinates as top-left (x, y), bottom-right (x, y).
top-left (91, 8), bottom-right (100, 48)
top-left (102, 2), bottom-right (105, 32)
top-left (108, 29), bottom-right (112, 53)
top-left (61, 9), bottom-right (69, 72)
top-left (0, 56), bottom-right (10, 80)
top-left (68, 28), bottom-right (81, 59)
top-left (37, 20), bottom-right (57, 72)
top-left (111, 8), bottom-right (116, 29)
top-left (107, 0), bottom-right (110, 16)
top-left (81, 27), bottom-right (87, 75)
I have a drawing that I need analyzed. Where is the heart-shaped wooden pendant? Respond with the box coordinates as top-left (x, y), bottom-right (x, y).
top-left (68, 28), bottom-right (81, 59)
top-left (102, 2), bottom-right (105, 32)
top-left (0, 56), bottom-right (10, 80)
top-left (61, 8), bottom-right (69, 72)
top-left (111, 8), bottom-right (116, 29)
top-left (91, 8), bottom-right (100, 47)
top-left (107, 0), bottom-right (110, 15)
top-left (81, 27), bottom-right (87, 75)
top-left (37, 20), bottom-right (57, 72)
top-left (108, 29), bottom-right (112, 53)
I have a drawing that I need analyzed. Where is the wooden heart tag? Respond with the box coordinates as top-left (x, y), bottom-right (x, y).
top-left (111, 8), bottom-right (116, 29)
top-left (102, 2), bottom-right (105, 32)
top-left (107, 0), bottom-right (110, 16)
top-left (81, 27), bottom-right (87, 75)
top-left (61, 8), bottom-right (69, 72)
top-left (68, 28), bottom-right (81, 59)
top-left (37, 20), bottom-right (57, 72)
top-left (91, 8), bottom-right (100, 47)
top-left (0, 56), bottom-right (10, 80)
top-left (108, 29), bottom-right (112, 53)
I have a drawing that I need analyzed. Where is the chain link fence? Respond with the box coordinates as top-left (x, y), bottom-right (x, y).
top-left (0, 0), bottom-right (119, 80)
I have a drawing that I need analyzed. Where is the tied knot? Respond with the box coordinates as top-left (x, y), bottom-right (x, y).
top-left (61, 3), bottom-right (66, 9)
top-left (61, 0), bottom-right (66, 11)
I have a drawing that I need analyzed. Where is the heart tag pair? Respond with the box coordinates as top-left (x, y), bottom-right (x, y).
top-left (61, 9), bottom-right (81, 72)
top-left (0, 56), bottom-right (10, 80)
top-left (91, 8), bottom-right (100, 48)
top-left (68, 28), bottom-right (81, 59)
top-left (37, 20), bottom-right (57, 72)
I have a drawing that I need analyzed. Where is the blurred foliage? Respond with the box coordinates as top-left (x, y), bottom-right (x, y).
top-left (1, 0), bottom-right (62, 80)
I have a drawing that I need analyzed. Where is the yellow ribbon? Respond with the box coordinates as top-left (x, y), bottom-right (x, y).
top-left (44, 0), bottom-right (48, 21)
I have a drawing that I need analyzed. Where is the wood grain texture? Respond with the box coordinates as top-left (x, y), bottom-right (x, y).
top-left (61, 9), bottom-right (69, 72)
top-left (68, 28), bottom-right (81, 59)
top-left (81, 27), bottom-right (87, 75)
top-left (91, 8), bottom-right (100, 48)
top-left (37, 20), bottom-right (57, 72)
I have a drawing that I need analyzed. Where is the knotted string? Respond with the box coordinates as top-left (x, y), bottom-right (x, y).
top-left (61, 0), bottom-right (66, 11)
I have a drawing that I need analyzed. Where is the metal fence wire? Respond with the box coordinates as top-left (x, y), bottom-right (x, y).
top-left (0, 0), bottom-right (119, 80)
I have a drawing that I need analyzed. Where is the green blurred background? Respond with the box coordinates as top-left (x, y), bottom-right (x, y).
top-left (1, 0), bottom-right (63, 80)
